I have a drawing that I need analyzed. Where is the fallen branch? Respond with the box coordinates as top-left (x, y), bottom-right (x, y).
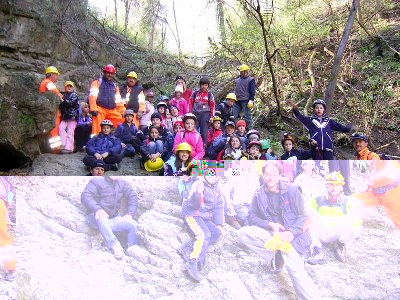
top-left (374, 141), bottom-right (397, 152)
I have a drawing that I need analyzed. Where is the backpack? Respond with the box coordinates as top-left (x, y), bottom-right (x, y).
top-left (192, 90), bottom-right (213, 112)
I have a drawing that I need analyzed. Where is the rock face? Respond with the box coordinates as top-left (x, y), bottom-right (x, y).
top-left (15, 176), bottom-right (400, 300)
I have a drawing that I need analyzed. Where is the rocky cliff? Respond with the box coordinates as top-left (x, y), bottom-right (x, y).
top-left (15, 176), bottom-right (400, 300)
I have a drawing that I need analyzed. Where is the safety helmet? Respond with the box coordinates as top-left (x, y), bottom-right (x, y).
top-left (45, 66), bottom-right (60, 75)
top-left (100, 119), bottom-right (113, 127)
top-left (239, 64), bottom-right (250, 72)
top-left (124, 109), bottom-right (134, 117)
top-left (64, 80), bottom-right (74, 87)
top-left (312, 99), bottom-right (326, 109)
top-left (211, 116), bottom-right (222, 123)
top-left (175, 75), bottom-right (185, 82)
top-left (103, 64), bottom-right (116, 74)
top-left (259, 139), bottom-right (270, 150)
top-left (281, 133), bottom-right (296, 147)
top-left (147, 91), bottom-right (155, 97)
top-left (175, 142), bottom-right (192, 154)
top-left (159, 95), bottom-right (170, 102)
top-left (183, 113), bottom-right (197, 123)
top-left (225, 121), bottom-right (236, 128)
top-left (144, 157), bottom-right (164, 172)
top-left (226, 93), bottom-right (237, 101)
top-left (127, 71), bottom-right (138, 79)
top-left (199, 77), bottom-right (210, 86)
top-left (246, 129), bottom-right (261, 139)
top-left (151, 112), bottom-right (162, 120)
top-left (157, 102), bottom-right (168, 109)
top-left (351, 133), bottom-right (368, 143)
top-left (325, 171), bottom-right (345, 185)
top-left (248, 140), bottom-right (262, 149)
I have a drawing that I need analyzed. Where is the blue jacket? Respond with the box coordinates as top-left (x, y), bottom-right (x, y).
top-left (293, 108), bottom-right (351, 151)
top-left (77, 115), bottom-right (92, 126)
top-left (136, 125), bottom-right (169, 143)
top-left (182, 179), bottom-right (224, 226)
top-left (115, 122), bottom-right (138, 144)
top-left (97, 77), bottom-right (117, 110)
top-left (281, 148), bottom-right (312, 160)
top-left (86, 133), bottom-right (122, 156)
top-left (248, 181), bottom-right (311, 254)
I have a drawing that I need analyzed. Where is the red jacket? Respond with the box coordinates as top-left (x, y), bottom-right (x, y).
top-left (189, 90), bottom-right (215, 117)
top-left (207, 128), bottom-right (223, 145)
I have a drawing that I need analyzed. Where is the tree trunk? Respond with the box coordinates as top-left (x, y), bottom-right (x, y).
top-left (216, 0), bottom-right (226, 44)
top-left (114, 0), bottom-right (118, 30)
top-left (172, 0), bottom-right (182, 58)
top-left (324, 0), bottom-right (360, 113)
top-left (124, 0), bottom-right (132, 36)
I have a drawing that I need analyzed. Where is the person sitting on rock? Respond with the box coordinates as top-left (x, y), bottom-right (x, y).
top-left (164, 142), bottom-right (193, 176)
top-left (74, 102), bottom-right (92, 152)
top-left (306, 172), bottom-right (362, 265)
top-left (178, 170), bottom-right (224, 282)
top-left (83, 119), bottom-right (122, 171)
top-left (140, 125), bottom-right (166, 172)
top-left (223, 135), bottom-right (248, 160)
top-left (136, 112), bottom-right (170, 145)
top-left (115, 109), bottom-right (138, 158)
top-left (81, 176), bottom-right (138, 260)
top-left (87, 160), bottom-right (105, 176)
top-left (216, 93), bottom-right (236, 126)
top-left (293, 160), bottom-right (326, 201)
top-left (207, 121), bottom-right (236, 160)
top-left (351, 133), bottom-right (380, 160)
top-left (238, 161), bottom-right (320, 299)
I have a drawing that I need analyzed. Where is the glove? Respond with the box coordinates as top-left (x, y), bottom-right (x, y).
top-left (264, 234), bottom-right (281, 252)
top-left (247, 100), bottom-right (254, 109)
top-left (90, 111), bottom-right (98, 117)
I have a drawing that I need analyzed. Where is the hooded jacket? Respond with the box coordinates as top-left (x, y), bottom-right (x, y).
top-left (173, 129), bottom-right (205, 160)
top-left (85, 132), bottom-right (122, 156)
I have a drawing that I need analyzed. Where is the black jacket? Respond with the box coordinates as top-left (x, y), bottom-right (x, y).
top-left (59, 92), bottom-right (79, 120)
top-left (120, 82), bottom-right (144, 112)
top-left (216, 101), bottom-right (233, 125)
top-left (81, 177), bottom-right (138, 218)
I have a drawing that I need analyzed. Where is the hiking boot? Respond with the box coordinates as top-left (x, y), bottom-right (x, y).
top-left (110, 163), bottom-right (119, 171)
top-left (4, 271), bottom-right (15, 282)
top-left (226, 215), bottom-right (242, 230)
top-left (177, 242), bottom-right (192, 261)
top-left (306, 246), bottom-right (325, 265)
top-left (185, 259), bottom-right (202, 282)
top-left (61, 149), bottom-right (73, 154)
top-left (333, 242), bottom-right (346, 262)
top-left (270, 250), bottom-right (284, 272)
top-left (112, 243), bottom-right (125, 260)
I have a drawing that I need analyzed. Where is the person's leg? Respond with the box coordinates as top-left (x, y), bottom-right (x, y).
top-left (58, 120), bottom-right (68, 149)
top-left (124, 144), bottom-right (136, 157)
top-left (74, 126), bottom-right (84, 150)
top-left (242, 100), bottom-right (252, 129)
top-left (155, 140), bottom-right (164, 154)
top-left (147, 141), bottom-right (157, 154)
top-left (108, 216), bottom-right (138, 248)
top-left (107, 108), bottom-right (125, 129)
top-left (238, 225), bottom-right (274, 261)
top-left (103, 153), bottom-right (123, 169)
top-left (235, 203), bottom-right (250, 226)
top-left (283, 248), bottom-right (320, 300)
top-left (233, 101), bottom-right (242, 122)
top-left (184, 216), bottom-right (211, 263)
top-left (204, 220), bottom-right (222, 246)
top-left (65, 120), bottom-right (77, 151)
top-left (0, 200), bottom-right (16, 273)
top-left (83, 155), bottom-right (97, 168)
top-left (90, 214), bottom-right (120, 250)
top-left (199, 112), bottom-right (209, 145)
top-left (92, 107), bottom-right (106, 135)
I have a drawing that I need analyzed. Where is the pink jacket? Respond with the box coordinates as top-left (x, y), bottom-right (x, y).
top-left (169, 97), bottom-right (189, 117)
top-left (173, 129), bottom-right (205, 160)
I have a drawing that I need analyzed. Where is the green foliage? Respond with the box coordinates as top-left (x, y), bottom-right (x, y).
top-left (17, 114), bottom-right (36, 128)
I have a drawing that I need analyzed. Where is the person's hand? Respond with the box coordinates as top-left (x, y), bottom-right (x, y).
top-left (101, 152), bottom-right (109, 159)
top-left (94, 153), bottom-right (103, 160)
top-left (267, 148), bottom-right (273, 154)
top-left (121, 143), bottom-right (127, 149)
top-left (310, 139), bottom-right (318, 146)
top-left (269, 222), bottom-right (285, 233)
top-left (149, 154), bottom-right (157, 162)
top-left (90, 111), bottom-right (98, 117)
top-left (280, 231), bottom-right (294, 242)
top-left (95, 209), bottom-right (109, 220)
top-left (286, 100), bottom-right (298, 110)
top-left (247, 100), bottom-right (254, 109)
top-left (209, 117), bottom-right (214, 123)
top-left (121, 214), bottom-right (133, 221)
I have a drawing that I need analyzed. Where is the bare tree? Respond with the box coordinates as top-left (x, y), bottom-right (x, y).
top-left (114, 0), bottom-right (118, 30)
top-left (324, 0), bottom-right (360, 112)
top-left (172, 0), bottom-right (182, 58)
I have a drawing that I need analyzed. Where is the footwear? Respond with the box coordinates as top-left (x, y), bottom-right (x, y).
top-left (306, 246), bottom-right (325, 265)
top-left (61, 149), bottom-right (73, 154)
top-left (177, 242), bottom-right (192, 261)
top-left (332, 242), bottom-right (346, 262)
top-left (185, 259), bottom-right (202, 282)
top-left (110, 163), bottom-right (119, 171)
top-left (270, 250), bottom-right (284, 272)
top-left (112, 243), bottom-right (125, 260)
top-left (4, 271), bottom-right (16, 281)
top-left (226, 215), bottom-right (242, 230)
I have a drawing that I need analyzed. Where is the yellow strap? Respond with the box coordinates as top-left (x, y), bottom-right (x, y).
top-left (185, 217), bottom-right (205, 260)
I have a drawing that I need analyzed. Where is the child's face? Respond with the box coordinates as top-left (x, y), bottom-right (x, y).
top-left (83, 107), bottom-right (89, 114)
top-left (314, 104), bottom-right (325, 117)
top-left (175, 91), bottom-right (182, 98)
top-left (237, 126), bottom-right (246, 134)
top-left (170, 107), bottom-right (179, 117)
top-left (150, 128), bottom-right (160, 139)
top-left (147, 96), bottom-right (154, 103)
top-left (125, 115), bottom-right (134, 123)
top-left (200, 83), bottom-right (209, 92)
top-left (225, 126), bottom-right (235, 135)
top-left (151, 118), bottom-right (161, 127)
top-left (158, 106), bottom-right (166, 114)
top-left (65, 85), bottom-right (73, 93)
top-left (226, 99), bottom-right (234, 107)
top-left (284, 140), bottom-right (294, 152)
top-left (178, 150), bottom-right (190, 161)
top-left (249, 145), bottom-right (260, 156)
top-left (230, 137), bottom-right (241, 148)
top-left (101, 125), bottom-right (111, 135)
top-left (174, 124), bottom-right (182, 133)
top-left (184, 119), bottom-right (195, 131)
top-left (213, 121), bottom-right (221, 130)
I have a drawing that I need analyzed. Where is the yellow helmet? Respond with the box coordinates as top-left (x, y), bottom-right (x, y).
top-left (45, 66), bottom-right (60, 75)
top-left (325, 171), bottom-right (345, 185)
top-left (144, 157), bottom-right (164, 172)
top-left (211, 115), bottom-right (222, 123)
top-left (226, 93), bottom-right (237, 101)
top-left (127, 71), bottom-right (138, 79)
top-left (239, 64), bottom-right (250, 72)
top-left (64, 80), bottom-right (74, 87)
top-left (175, 142), bottom-right (192, 154)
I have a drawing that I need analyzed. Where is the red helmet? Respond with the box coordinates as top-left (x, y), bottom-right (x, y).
top-left (103, 64), bottom-right (116, 74)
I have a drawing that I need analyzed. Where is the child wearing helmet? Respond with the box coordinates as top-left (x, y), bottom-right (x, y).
top-left (173, 113), bottom-right (205, 160)
top-left (136, 112), bottom-right (170, 145)
top-left (207, 121), bottom-right (236, 160)
top-left (139, 90), bottom-right (155, 130)
top-left (59, 81), bottom-right (79, 154)
top-left (170, 85), bottom-right (189, 117)
top-left (156, 101), bottom-right (169, 126)
top-left (247, 141), bottom-right (263, 160)
top-left (245, 129), bottom-right (261, 151)
top-left (288, 99), bottom-right (355, 160)
top-left (223, 135), bottom-right (248, 160)
top-left (83, 119), bottom-right (123, 171)
top-left (114, 109), bottom-right (138, 158)
top-left (259, 139), bottom-right (278, 160)
top-left (216, 93), bottom-right (235, 126)
top-left (164, 142), bottom-right (193, 176)
top-left (280, 133), bottom-right (312, 160)
top-left (206, 116), bottom-right (223, 150)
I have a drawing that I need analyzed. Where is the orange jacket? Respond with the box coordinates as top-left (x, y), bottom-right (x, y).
top-left (39, 78), bottom-right (63, 97)
top-left (354, 147), bottom-right (380, 160)
top-left (89, 78), bottom-right (125, 115)
top-left (368, 161), bottom-right (400, 188)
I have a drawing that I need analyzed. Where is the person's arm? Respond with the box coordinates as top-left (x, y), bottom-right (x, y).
top-left (88, 80), bottom-right (99, 113)
top-left (330, 119), bottom-right (352, 133)
top-left (123, 180), bottom-right (138, 216)
top-left (81, 179), bottom-right (102, 213)
top-left (114, 125), bottom-right (123, 139)
top-left (286, 187), bottom-right (309, 236)
top-left (299, 148), bottom-right (313, 160)
top-left (189, 94), bottom-right (195, 112)
top-left (209, 93), bottom-right (215, 117)
top-left (109, 137), bottom-right (122, 155)
top-left (183, 99), bottom-right (189, 115)
top-left (292, 107), bottom-right (312, 128)
top-left (193, 133), bottom-right (205, 159)
top-left (213, 184), bottom-right (225, 226)
top-left (249, 78), bottom-right (256, 101)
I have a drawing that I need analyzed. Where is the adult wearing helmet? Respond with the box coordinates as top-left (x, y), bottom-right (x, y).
top-left (89, 64), bottom-right (125, 135)
top-left (83, 119), bottom-right (123, 171)
top-left (119, 71), bottom-right (145, 128)
top-left (189, 77), bottom-right (216, 146)
top-left (234, 64), bottom-right (256, 129)
top-left (216, 93), bottom-right (236, 126)
top-left (39, 66), bottom-right (64, 152)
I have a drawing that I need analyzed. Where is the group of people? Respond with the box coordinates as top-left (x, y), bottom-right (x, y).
top-left (38, 63), bottom-right (385, 174)
top-left (80, 160), bottom-right (400, 299)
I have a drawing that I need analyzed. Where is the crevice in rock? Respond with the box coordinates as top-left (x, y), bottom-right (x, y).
top-left (0, 142), bottom-right (30, 171)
